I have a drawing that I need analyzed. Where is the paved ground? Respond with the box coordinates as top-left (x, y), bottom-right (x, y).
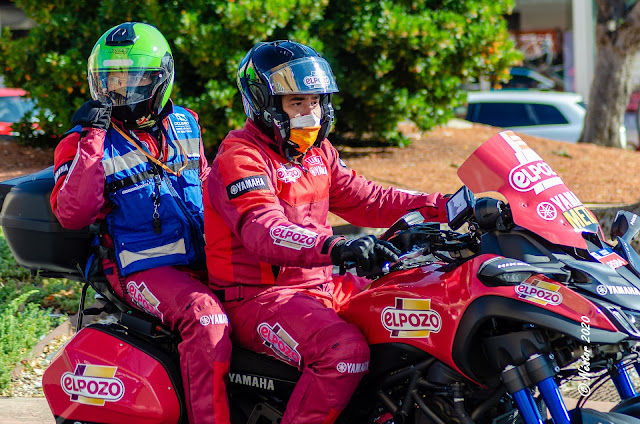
top-left (0, 395), bottom-right (621, 424)
top-left (0, 398), bottom-right (54, 424)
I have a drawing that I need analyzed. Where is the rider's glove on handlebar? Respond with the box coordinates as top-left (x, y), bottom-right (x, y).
top-left (330, 235), bottom-right (401, 273)
top-left (72, 100), bottom-right (112, 130)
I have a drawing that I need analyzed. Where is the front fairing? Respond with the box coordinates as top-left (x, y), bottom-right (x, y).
top-left (457, 130), bottom-right (640, 325)
top-left (457, 130), bottom-right (602, 250)
top-left (564, 255), bottom-right (640, 313)
top-left (337, 254), bottom-right (623, 385)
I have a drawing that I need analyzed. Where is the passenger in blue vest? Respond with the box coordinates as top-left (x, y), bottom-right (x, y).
top-left (50, 22), bottom-right (231, 424)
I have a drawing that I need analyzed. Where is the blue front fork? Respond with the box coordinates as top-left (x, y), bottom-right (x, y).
top-left (613, 361), bottom-right (637, 400)
top-left (510, 387), bottom-right (545, 424)
top-left (503, 354), bottom-right (571, 424)
top-left (505, 356), bottom-right (640, 424)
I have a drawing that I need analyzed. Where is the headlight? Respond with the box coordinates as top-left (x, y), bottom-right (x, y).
top-left (601, 304), bottom-right (640, 337)
top-left (623, 309), bottom-right (640, 335)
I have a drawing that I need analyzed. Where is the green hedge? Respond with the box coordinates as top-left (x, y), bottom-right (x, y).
top-left (0, 0), bottom-right (520, 150)
top-left (0, 228), bottom-right (88, 394)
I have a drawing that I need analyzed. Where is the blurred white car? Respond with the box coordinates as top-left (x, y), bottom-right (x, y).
top-left (464, 91), bottom-right (625, 146)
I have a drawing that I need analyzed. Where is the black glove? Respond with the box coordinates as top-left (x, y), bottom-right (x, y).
top-left (330, 235), bottom-right (401, 274)
top-left (71, 100), bottom-right (112, 130)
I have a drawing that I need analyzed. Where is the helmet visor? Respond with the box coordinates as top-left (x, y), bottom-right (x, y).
top-left (88, 54), bottom-right (171, 106)
top-left (264, 56), bottom-right (338, 95)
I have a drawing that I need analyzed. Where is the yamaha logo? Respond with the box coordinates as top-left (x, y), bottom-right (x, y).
top-left (199, 313), bottom-right (229, 326)
top-left (226, 175), bottom-right (269, 199)
top-left (336, 361), bottom-right (369, 374)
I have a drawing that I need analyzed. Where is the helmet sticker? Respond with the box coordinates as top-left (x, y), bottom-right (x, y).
top-left (304, 71), bottom-right (331, 89)
top-left (103, 59), bottom-right (133, 67)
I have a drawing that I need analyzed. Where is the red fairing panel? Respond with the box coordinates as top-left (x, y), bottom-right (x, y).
top-left (338, 254), bottom-right (618, 384)
top-left (43, 327), bottom-right (180, 424)
top-left (457, 130), bottom-right (602, 250)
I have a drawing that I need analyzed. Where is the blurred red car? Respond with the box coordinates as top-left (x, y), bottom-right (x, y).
top-left (626, 91), bottom-right (640, 150)
top-left (0, 88), bottom-right (36, 140)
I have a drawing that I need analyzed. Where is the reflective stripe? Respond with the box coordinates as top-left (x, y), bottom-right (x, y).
top-left (104, 148), bottom-right (148, 177)
top-left (118, 238), bottom-right (187, 269)
top-left (101, 105), bottom-right (205, 276)
top-left (177, 137), bottom-right (201, 158)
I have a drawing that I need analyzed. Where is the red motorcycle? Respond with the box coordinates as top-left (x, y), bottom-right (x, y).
top-left (2, 130), bottom-right (640, 424)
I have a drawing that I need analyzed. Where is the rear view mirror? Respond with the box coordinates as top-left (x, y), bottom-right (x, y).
top-left (379, 211), bottom-right (425, 241)
top-left (611, 210), bottom-right (640, 242)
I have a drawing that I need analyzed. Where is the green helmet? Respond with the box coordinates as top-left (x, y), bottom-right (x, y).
top-left (88, 22), bottom-right (174, 115)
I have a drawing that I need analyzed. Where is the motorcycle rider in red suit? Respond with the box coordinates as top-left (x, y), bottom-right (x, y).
top-left (203, 40), bottom-right (449, 424)
top-left (50, 22), bottom-right (231, 424)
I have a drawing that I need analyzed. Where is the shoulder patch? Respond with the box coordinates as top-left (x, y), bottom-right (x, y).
top-left (54, 160), bottom-right (73, 183)
top-left (226, 175), bottom-right (269, 199)
top-left (339, 157), bottom-right (348, 168)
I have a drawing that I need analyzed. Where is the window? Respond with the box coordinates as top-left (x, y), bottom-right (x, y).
top-left (0, 96), bottom-right (34, 123)
top-left (469, 102), bottom-right (536, 127)
top-left (530, 103), bottom-right (568, 125)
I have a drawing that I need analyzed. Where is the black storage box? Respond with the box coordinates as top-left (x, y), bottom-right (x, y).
top-left (0, 166), bottom-right (91, 276)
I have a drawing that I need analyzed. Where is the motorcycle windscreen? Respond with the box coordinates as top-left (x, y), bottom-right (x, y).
top-left (457, 130), bottom-right (602, 250)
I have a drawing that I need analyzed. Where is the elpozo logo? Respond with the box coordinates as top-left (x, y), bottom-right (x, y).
top-left (258, 322), bottom-right (301, 365)
top-left (270, 225), bottom-right (317, 250)
top-left (381, 298), bottom-right (442, 338)
top-left (276, 165), bottom-right (302, 183)
top-left (515, 279), bottom-right (563, 306)
top-left (508, 160), bottom-right (562, 195)
top-left (303, 71), bottom-right (330, 88)
top-left (61, 364), bottom-right (125, 406)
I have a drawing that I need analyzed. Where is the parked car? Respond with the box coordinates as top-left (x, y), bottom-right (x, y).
top-left (0, 88), bottom-right (36, 140)
top-left (500, 67), bottom-right (558, 90)
top-left (463, 90), bottom-right (627, 145)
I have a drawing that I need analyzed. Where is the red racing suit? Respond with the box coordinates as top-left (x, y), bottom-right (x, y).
top-left (51, 103), bottom-right (231, 424)
top-left (203, 119), bottom-right (446, 424)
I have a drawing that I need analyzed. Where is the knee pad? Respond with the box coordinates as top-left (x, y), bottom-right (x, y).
top-left (314, 321), bottom-right (370, 365)
top-left (177, 288), bottom-right (229, 333)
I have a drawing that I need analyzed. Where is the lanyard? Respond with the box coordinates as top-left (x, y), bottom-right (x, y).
top-left (113, 123), bottom-right (188, 177)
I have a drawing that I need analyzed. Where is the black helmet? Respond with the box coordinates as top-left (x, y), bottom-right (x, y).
top-left (237, 40), bottom-right (339, 159)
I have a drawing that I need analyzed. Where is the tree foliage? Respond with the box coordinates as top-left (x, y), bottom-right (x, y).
top-left (0, 0), bottom-right (520, 151)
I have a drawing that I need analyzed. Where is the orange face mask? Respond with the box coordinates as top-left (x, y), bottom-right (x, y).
top-left (289, 114), bottom-right (322, 154)
top-left (290, 126), bottom-right (321, 153)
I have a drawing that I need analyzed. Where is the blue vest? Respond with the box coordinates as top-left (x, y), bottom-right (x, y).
top-left (100, 106), bottom-right (205, 276)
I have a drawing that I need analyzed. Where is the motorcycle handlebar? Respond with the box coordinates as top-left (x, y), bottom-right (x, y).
top-left (338, 224), bottom-right (479, 278)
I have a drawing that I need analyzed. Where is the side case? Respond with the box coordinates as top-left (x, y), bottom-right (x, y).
top-left (0, 167), bottom-right (90, 276)
top-left (43, 323), bottom-right (185, 424)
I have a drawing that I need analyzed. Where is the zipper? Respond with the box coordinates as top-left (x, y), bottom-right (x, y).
top-left (159, 122), bottom-right (204, 266)
top-left (161, 170), bottom-right (204, 265)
